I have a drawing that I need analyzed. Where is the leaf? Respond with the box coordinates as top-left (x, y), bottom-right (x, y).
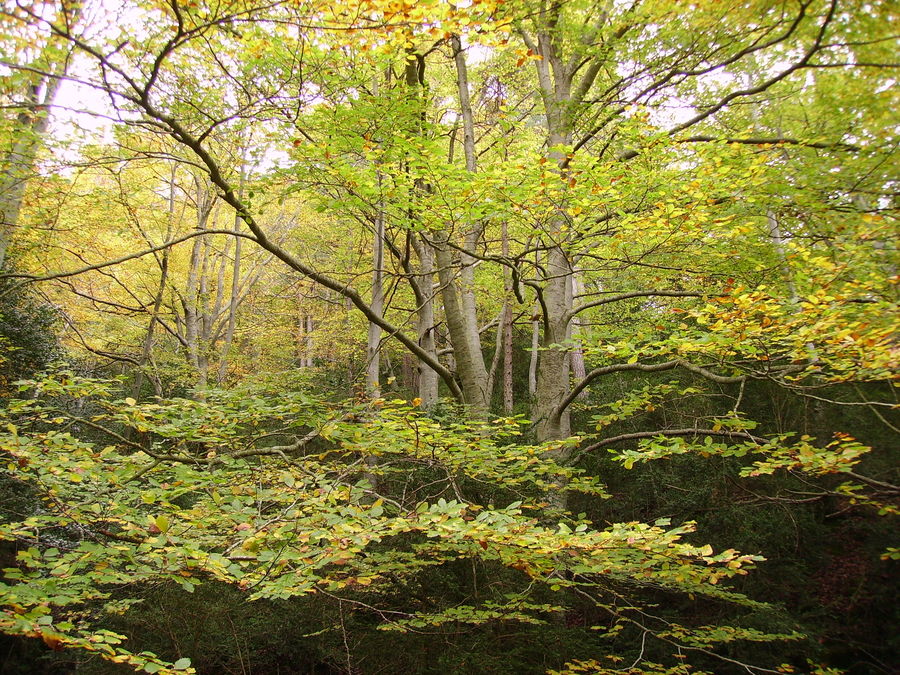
top-left (42, 633), bottom-right (65, 651)
top-left (173, 658), bottom-right (192, 670)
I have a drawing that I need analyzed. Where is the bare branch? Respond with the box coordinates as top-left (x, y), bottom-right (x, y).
top-left (567, 290), bottom-right (704, 321)
top-left (0, 229), bottom-right (257, 297)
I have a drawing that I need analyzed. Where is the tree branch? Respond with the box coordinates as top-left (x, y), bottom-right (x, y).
top-left (0, 229), bottom-right (256, 297)
top-left (579, 428), bottom-right (768, 455)
top-left (551, 359), bottom-right (747, 424)
top-left (567, 290), bottom-right (704, 321)
top-left (675, 135), bottom-right (862, 152)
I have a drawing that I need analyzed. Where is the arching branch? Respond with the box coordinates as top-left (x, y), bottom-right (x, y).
top-left (550, 360), bottom-right (747, 425)
top-left (579, 428), bottom-right (768, 456)
top-left (0, 229), bottom-right (256, 298)
top-left (566, 290), bottom-right (704, 322)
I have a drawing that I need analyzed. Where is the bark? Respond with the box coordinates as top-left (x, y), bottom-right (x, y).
top-left (366, 69), bottom-right (389, 397)
top-left (569, 270), bottom-right (587, 393)
top-left (522, 9), bottom-right (604, 444)
top-left (366, 207), bottom-right (385, 396)
top-left (216, 162), bottom-right (246, 384)
top-left (486, 308), bottom-right (504, 403)
top-left (502, 212), bottom-right (514, 414)
top-left (0, 75), bottom-right (65, 270)
top-left (528, 253), bottom-right (541, 398)
top-left (402, 353), bottom-right (418, 393)
top-left (0, 4), bottom-right (83, 269)
top-left (533, 246), bottom-right (573, 442)
top-left (435, 240), bottom-right (489, 410)
top-left (182, 179), bottom-right (216, 393)
top-left (524, 21), bottom-right (576, 442)
top-left (427, 34), bottom-right (491, 413)
top-left (412, 237), bottom-right (439, 407)
top-left (456, 47), bottom-right (490, 409)
top-left (130, 166), bottom-right (177, 402)
top-left (528, 316), bottom-right (539, 397)
top-left (374, 66), bottom-right (440, 406)
top-left (304, 316), bottom-right (314, 366)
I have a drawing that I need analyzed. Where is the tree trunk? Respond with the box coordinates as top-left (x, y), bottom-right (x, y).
top-left (435, 240), bottom-right (489, 411)
top-left (413, 237), bottom-right (439, 407)
top-left (0, 75), bottom-right (65, 269)
top-left (366, 208), bottom-right (385, 396)
top-left (502, 220), bottom-right (514, 414)
top-left (423, 34), bottom-right (490, 413)
top-left (183, 179), bottom-right (216, 393)
top-left (0, 0), bottom-right (82, 271)
top-left (130, 166), bottom-right (177, 401)
top-left (523, 11), bottom-right (603, 444)
top-left (533, 246), bottom-right (572, 443)
top-left (528, 262), bottom-right (539, 401)
top-left (569, 269), bottom-right (587, 395)
top-left (216, 163), bottom-right (245, 384)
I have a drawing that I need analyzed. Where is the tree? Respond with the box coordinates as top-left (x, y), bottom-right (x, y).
top-left (0, 0), bottom-right (896, 672)
top-left (0, 371), bottom-right (778, 673)
top-left (0, 0), bottom-right (82, 270)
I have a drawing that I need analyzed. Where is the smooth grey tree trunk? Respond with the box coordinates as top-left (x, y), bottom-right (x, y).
top-left (569, 269), bottom-right (587, 395)
top-left (366, 207), bottom-right (385, 396)
top-left (502, 219), bottom-right (514, 414)
top-left (424, 34), bottom-right (491, 413)
top-left (522, 11), bottom-right (603, 446)
top-left (0, 3), bottom-right (81, 269)
top-left (216, 163), bottom-right (245, 384)
top-left (413, 237), bottom-right (439, 407)
top-left (0, 76), bottom-right (65, 270)
top-left (130, 166), bottom-right (177, 401)
top-left (182, 179), bottom-right (216, 394)
top-left (435, 240), bottom-right (489, 410)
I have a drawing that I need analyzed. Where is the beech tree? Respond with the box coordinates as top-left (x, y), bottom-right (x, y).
top-left (0, 0), bottom-right (896, 672)
top-left (0, 0), bottom-right (80, 269)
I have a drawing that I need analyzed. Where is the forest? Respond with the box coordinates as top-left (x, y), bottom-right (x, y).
top-left (0, 0), bottom-right (897, 672)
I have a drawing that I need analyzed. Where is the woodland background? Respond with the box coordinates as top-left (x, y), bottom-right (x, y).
top-left (0, 0), bottom-right (897, 673)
